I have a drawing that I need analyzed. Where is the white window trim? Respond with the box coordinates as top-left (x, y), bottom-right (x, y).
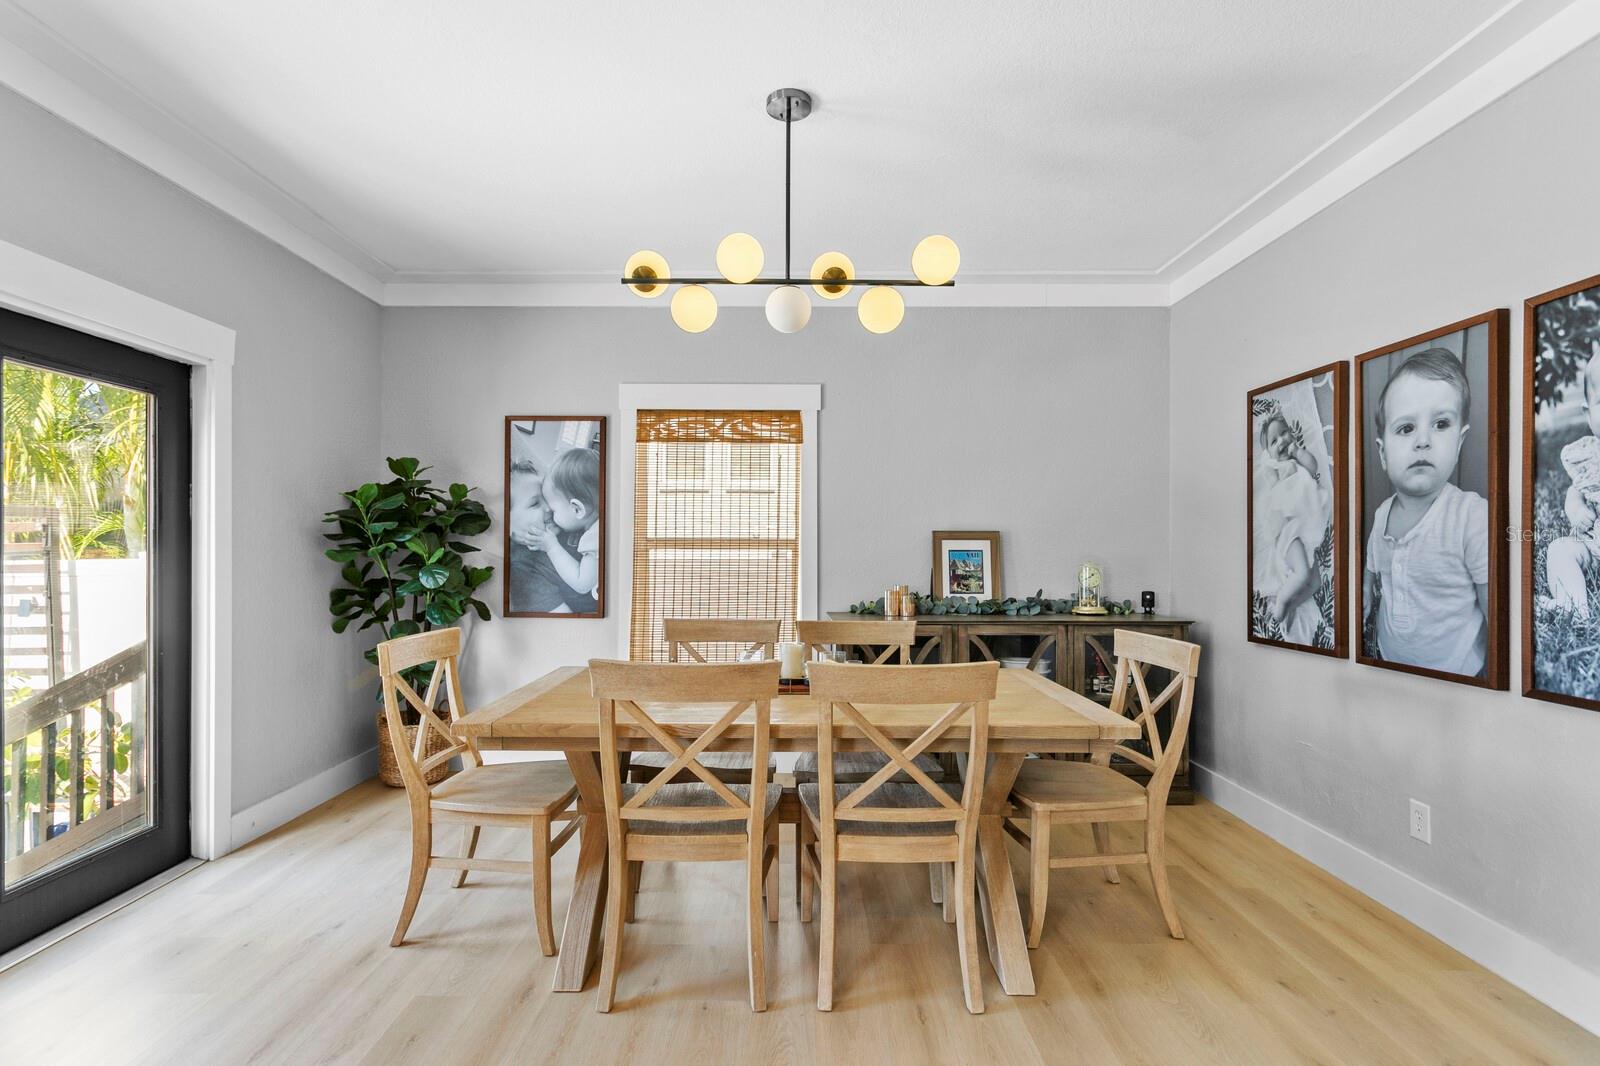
top-left (0, 237), bottom-right (235, 861)
top-left (617, 383), bottom-right (821, 659)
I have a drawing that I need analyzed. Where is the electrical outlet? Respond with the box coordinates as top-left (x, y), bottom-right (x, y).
top-left (1409, 799), bottom-right (1431, 844)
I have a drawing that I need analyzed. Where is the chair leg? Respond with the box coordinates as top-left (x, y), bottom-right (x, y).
top-left (747, 833), bottom-right (769, 1012)
top-left (532, 817), bottom-right (555, 956)
top-left (596, 841), bottom-right (627, 1012)
top-left (797, 813), bottom-right (814, 923)
top-left (1025, 809), bottom-right (1052, 950)
top-left (625, 861), bottom-right (642, 923)
top-left (454, 825), bottom-right (480, 888)
top-left (941, 863), bottom-right (955, 924)
top-left (954, 834), bottom-right (984, 1014)
top-left (928, 861), bottom-right (943, 905)
top-left (817, 844), bottom-right (837, 1011)
top-left (1092, 821), bottom-right (1122, 884)
top-left (765, 843), bottom-right (780, 923)
top-left (1147, 819), bottom-right (1184, 940)
top-left (390, 820), bottom-right (430, 948)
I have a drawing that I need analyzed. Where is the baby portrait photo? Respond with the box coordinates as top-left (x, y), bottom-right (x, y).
top-left (503, 416), bottom-right (606, 618)
top-left (1247, 362), bottom-right (1346, 656)
top-left (1524, 272), bottom-right (1600, 710)
top-left (1355, 311), bottom-right (1507, 688)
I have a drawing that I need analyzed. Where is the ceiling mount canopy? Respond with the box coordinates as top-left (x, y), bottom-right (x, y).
top-left (623, 87), bottom-right (958, 334)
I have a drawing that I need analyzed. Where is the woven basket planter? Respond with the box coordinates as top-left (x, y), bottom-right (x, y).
top-left (376, 711), bottom-right (453, 788)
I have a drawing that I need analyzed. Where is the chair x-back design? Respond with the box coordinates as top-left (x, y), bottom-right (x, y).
top-left (628, 619), bottom-right (781, 786)
top-left (589, 658), bottom-right (782, 1013)
top-left (795, 618), bottom-right (915, 665)
top-left (798, 660), bottom-right (999, 1014)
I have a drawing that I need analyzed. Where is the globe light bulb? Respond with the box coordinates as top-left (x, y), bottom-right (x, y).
top-left (857, 286), bottom-right (905, 334)
top-left (671, 284), bottom-right (717, 333)
top-left (715, 233), bottom-right (764, 284)
top-left (810, 251), bottom-right (855, 299)
top-left (765, 285), bottom-right (811, 333)
top-left (623, 250), bottom-right (670, 298)
top-left (911, 235), bottom-right (960, 286)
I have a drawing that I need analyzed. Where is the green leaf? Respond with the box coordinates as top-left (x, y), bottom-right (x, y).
top-left (450, 482), bottom-right (469, 501)
top-left (417, 564), bottom-right (449, 589)
top-left (472, 599), bottom-right (492, 621)
top-left (425, 603), bottom-right (458, 627)
top-left (354, 482), bottom-right (380, 507)
top-left (391, 620), bottom-right (422, 637)
top-left (387, 457), bottom-right (421, 479)
top-left (324, 547), bottom-right (360, 563)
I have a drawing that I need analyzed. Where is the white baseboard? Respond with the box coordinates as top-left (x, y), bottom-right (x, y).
top-left (1189, 761), bottom-right (1600, 1037)
top-left (228, 746), bottom-right (377, 851)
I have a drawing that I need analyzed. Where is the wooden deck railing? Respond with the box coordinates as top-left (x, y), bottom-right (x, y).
top-left (3, 641), bottom-right (148, 884)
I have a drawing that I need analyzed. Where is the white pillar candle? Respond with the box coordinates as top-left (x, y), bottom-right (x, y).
top-left (779, 641), bottom-right (806, 680)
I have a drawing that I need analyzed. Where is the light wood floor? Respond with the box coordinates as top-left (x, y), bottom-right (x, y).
top-left (4, 779), bottom-right (1594, 1065)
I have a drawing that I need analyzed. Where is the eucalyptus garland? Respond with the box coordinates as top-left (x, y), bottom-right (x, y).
top-left (848, 589), bottom-right (1137, 617)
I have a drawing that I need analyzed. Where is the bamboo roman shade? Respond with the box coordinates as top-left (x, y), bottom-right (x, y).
top-left (630, 410), bottom-right (802, 662)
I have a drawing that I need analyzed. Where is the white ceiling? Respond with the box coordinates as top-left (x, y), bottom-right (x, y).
top-left (0, 0), bottom-right (1591, 303)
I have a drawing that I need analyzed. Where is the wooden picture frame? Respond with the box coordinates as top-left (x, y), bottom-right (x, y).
top-left (1246, 361), bottom-right (1348, 657)
top-left (931, 530), bottom-right (1003, 600)
top-left (1353, 310), bottom-right (1508, 689)
top-left (503, 416), bottom-right (606, 618)
top-left (1523, 272), bottom-right (1600, 712)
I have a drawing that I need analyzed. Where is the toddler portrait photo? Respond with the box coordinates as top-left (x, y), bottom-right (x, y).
top-left (1355, 311), bottom-right (1506, 687)
top-left (1247, 362), bottom-right (1346, 656)
top-left (504, 417), bottom-right (605, 617)
top-left (1524, 272), bottom-right (1600, 710)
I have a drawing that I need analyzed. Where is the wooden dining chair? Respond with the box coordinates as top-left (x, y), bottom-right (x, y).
top-left (590, 658), bottom-right (783, 1013)
top-left (798, 660), bottom-right (999, 1014)
top-left (379, 628), bottom-right (580, 954)
top-left (1007, 629), bottom-right (1200, 947)
top-left (627, 618), bottom-right (781, 786)
top-left (793, 620), bottom-right (947, 783)
top-left (790, 620), bottom-right (948, 921)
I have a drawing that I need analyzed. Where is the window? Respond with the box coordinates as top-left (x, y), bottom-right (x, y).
top-left (629, 410), bottom-right (802, 661)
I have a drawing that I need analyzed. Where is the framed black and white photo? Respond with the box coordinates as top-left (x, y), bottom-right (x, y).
top-left (1354, 311), bottom-right (1507, 688)
top-left (1247, 362), bottom-right (1347, 656)
top-left (504, 416), bottom-right (606, 618)
top-left (1524, 272), bottom-right (1600, 712)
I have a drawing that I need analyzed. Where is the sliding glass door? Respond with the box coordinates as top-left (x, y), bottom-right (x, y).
top-left (0, 308), bottom-right (191, 954)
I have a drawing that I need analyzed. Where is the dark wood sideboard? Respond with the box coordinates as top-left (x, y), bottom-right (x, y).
top-left (826, 612), bottom-right (1196, 803)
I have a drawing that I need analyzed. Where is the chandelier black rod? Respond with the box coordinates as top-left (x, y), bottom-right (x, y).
top-left (785, 94), bottom-right (792, 282)
top-left (618, 277), bottom-right (954, 287)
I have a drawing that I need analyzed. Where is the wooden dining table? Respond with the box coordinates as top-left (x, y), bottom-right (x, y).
top-left (455, 664), bottom-right (1141, 997)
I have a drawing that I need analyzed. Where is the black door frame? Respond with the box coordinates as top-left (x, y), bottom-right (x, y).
top-left (0, 307), bottom-right (192, 953)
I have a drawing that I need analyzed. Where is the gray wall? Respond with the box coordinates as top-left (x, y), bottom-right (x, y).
top-left (380, 306), bottom-right (1171, 704)
top-left (0, 87), bottom-right (384, 813)
top-left (1170, 39), bottom-right (1600, 972)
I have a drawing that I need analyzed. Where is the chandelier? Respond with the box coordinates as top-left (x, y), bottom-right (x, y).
top-left (622, 88), bottom-right (959, 334)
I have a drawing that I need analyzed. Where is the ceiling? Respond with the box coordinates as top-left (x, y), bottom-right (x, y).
top-left (0, 0), bottom-right (1590, 303)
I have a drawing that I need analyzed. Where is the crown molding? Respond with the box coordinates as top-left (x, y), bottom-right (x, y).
top-left (1166, 0), bottom-right (1600, 303)
top-left (0, 1), bottom-right (1591, 311)
top-left (0, 4), bottom-right (388, 302)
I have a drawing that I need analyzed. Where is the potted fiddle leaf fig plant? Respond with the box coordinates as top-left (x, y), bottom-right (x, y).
top-left (324, 457), bottom-right (493, 785)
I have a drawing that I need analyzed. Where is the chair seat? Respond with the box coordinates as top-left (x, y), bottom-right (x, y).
top-left (621, 782), bottom-right (782, 835)
top-left (792, 751), bottom-right (946, 785)
top-left (429, 761), bottom-right (577, 816)
top-left (797, 782), bottom-right (964, 836)
top-left (628, 750), bottom-right (776, 783)
top-left (1009, 759), bottom-right (1148, 812)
